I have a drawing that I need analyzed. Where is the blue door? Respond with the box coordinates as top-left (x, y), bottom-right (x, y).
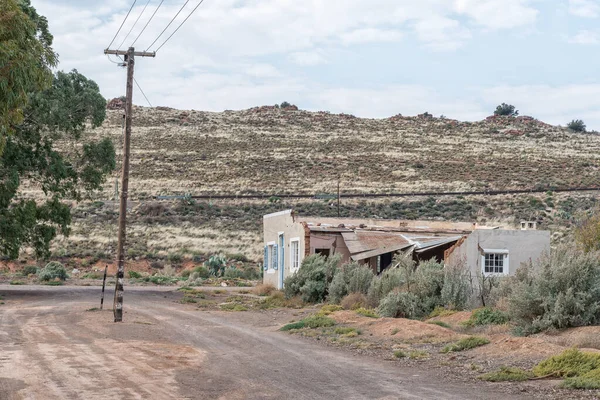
top-left (278, 234), bottom-right (285, 289)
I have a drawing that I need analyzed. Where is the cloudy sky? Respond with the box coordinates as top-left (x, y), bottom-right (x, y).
top-left (34, 0), bottom-right (600, 128)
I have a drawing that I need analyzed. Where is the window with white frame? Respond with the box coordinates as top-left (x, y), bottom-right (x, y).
top-left (482, 250), bottom-right (509, 275)
top-left (271, 244), bottom-right (278, 269)
top-left (290, 239), bottom-right (300, 271)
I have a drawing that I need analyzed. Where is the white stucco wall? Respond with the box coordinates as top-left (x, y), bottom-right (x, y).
top-left (263, 210), bottom-right (307, 289)
top-left (447, 229), bottom-right (551, 277)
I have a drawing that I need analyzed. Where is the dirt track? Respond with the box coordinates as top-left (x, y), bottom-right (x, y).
top-left (0, 285), bottom-right (529, 400)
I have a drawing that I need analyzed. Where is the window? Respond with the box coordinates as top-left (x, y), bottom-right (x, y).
top-left (315, 248), bottom-right (330, 258)
top-left (290, 239), bottom-right (300, 271)
top-left (482, 251), bottom-right (509, 275)
top-left (271, 244), bottom-right (278, 269)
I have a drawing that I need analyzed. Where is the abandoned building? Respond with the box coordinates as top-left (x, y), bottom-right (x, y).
top-left (262, 210), bottom-right (550, 289)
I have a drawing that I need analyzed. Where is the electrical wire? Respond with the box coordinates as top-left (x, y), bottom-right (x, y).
top-left (117, 0), bottom-right (152, 50)
top-left (131, 0), bottom-right (165, 48)
top-left (155, 0), bottom-right (205, 53)
top-left (134, 78), bottom-right (153, 107)
top-left (106, 0), bottom-right (138, 50)
top-left (112, 54), bottom-right (153, 107)
top-left (144, 0), bottom-right (190, 51)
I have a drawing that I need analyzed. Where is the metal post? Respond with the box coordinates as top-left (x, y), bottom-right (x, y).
top-left (100, 266), bottom-right (108, 310)
top-left (113, 47), bottom-right (135, 322)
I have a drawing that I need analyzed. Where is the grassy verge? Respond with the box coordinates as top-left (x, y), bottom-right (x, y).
top-left (442, 336), bottom-right (490, 353)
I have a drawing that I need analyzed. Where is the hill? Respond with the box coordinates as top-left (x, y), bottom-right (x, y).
top-left (26, 105), bottom-right (600, 267)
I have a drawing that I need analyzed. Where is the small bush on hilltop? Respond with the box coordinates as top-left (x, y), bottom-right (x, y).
top-left (284, 254), bottom-right (340, 303)
top-left (38, 262), bottom-right (68, 281)
top-left (503, 245), bottom-right (600, 335)
top-left (328, 261), bottom-right (374, 304)
top-left (494, 103), bottom-right (519, 117)
top-left (567, 119), bottom-right (586, 133)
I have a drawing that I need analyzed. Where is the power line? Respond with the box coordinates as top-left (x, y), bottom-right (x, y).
top-left (131, 0), bottom-right (165, 48)
top-left (145, 0), bottom-right (191, 51)
top-left (106, 0), bottom-right (138, 50)
top-left (155, 0), bottom-right (206, 53)
top-left (117, 0), bottom-right (152, 50)
top-left (134, 77), bottom-right (153, 107)
top-left (113, 54), bottom-right (153, 107)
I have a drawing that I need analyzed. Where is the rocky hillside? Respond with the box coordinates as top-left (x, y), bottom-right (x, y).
top-left (87, 104), bottom-right (600, 199)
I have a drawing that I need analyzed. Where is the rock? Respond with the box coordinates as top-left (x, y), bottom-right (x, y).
top-left (220, 282), bottom-right (228, 287)
top-left (72, 268), bottom-right (80, 275)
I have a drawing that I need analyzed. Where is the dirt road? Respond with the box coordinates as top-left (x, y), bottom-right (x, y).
top-left (0, 286), bottom-right (529, 400)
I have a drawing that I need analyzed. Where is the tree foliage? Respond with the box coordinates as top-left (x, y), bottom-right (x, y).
top-left (493, 103), bottom-right (519, 117)
top-left (0, 69), bottom-right (114, 259)
top-left (0, 0), bottom-right (57, 149)
top-left (567, 119), bottom-right (586, 133)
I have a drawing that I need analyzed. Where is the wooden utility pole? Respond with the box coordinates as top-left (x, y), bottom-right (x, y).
top-left (104, 47), bottom-right (155, 322)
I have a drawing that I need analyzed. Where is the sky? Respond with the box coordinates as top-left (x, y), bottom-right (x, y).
top-left (33, 0), bottom-right (600, 129)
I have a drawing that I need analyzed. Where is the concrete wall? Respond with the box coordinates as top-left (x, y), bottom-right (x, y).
top-left (263, 210), bottom-right (307, 289)
top-left (447, 229), bottom-right (550, 277)
top-left (309, 233), bottom-right (351, 264)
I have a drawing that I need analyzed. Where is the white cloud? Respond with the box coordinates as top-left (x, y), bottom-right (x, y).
top-left (568, 0), bottom-right (600, 17)
top-left (340, 28), bottom-right (403, 45)
top-left (569, 30), bottom-right (600, 44)
top-left (454, 0), bottom-right (538, 29)
top-left (288, 51), bottom-right (328, 66)
top-left (414, 17), bottom-right (472, 51)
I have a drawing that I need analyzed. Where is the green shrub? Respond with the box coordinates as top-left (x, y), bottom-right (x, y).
top-left (441, 261), bottom-right (471, 310)
top-left (22, 265), bottom-right (39, 276)
top-left (442, 336), bottom-right (490, 353)
top-left (564, 368), bottom-right (600, 389)
top-left (180, 269), bottom-right (191, 278)
top-left (38, 262), bottom-right (68, 281)
top-left (464, 308), bottom-right (509, 327)
top-left (428, 321), bottom-right (451, 329)
top-left (377, 290), bottom-right (420, 318)
top-left (128, 271), bottom-right (142, 279)
top-left (494, 103), bottom-right (518, 117)
top-left (328, 262), bottom-right (373, 304)
top-left (567, 119), bottom-right (586, 133)
top-left (355, 307), bottom-right (379, 318)
top-left (44, 280), bottom-right (63, 286)
top-left (367, 264), bottom-right (405, 306)
top-left (318, 304), bottom-right (343, 315)
top-left (480, 367), bottom-right (533, 382)
top-left (334, 327), bottom-right (359, 335)
top-left (505, 246), bottom-right (600, 335)
top-left (205, 255), bottom-right (227, 277)
top-left (284, 254), bottom-right (340, 303)
top-left (409, 350), bottom-right (428, 360)
top-left (227, 253), bottom-right (248, 262)
top-left (193, 265), bottom-right (210, 278)
top-left (393, 350), bottom-right (406, 358)
top-left (223, 266), bottom-right (243, 279)
top-left (167, 253), bottom-right (183, 264)
top-left (280, 315), bottom-right (335, 331)
top-left (533, 348), bottom-right (600, 378)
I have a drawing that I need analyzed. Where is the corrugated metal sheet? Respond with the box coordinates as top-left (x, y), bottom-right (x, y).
top-left (342, 231), bottom-right (410, 255)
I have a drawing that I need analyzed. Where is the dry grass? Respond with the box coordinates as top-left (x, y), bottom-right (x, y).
top-left (253, 283), bottom-right (277, 296)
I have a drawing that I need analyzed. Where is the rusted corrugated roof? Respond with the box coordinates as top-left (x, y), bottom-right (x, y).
top-left (342, 231), bottom-right (410, 254)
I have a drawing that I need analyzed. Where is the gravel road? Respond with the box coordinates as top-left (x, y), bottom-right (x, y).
top-left (0, 285), bottom-right (530, 400)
